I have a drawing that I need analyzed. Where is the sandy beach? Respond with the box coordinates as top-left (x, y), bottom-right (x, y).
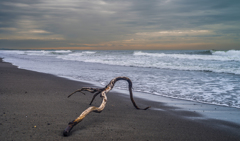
top-left (1, 58), bottom-right (240, 141)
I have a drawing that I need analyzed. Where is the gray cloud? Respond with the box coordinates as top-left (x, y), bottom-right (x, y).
top-left (0, 0), bottom-right (240, 49)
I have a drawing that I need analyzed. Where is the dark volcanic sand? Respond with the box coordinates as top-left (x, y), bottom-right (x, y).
top-left (0, 58), bottom-right (240, 141)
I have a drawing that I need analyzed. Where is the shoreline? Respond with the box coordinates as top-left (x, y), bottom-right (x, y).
top-left (1, 58), bottom-right (240, 140)
top-left (121, 89), bottom-right (240, 125)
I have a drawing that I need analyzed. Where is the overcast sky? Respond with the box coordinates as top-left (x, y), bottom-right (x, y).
top-left (0, 0), bottom-right (239, 50)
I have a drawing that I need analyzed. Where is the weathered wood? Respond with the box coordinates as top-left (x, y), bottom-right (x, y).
top-left (63, 76), bottom-right (150, 136)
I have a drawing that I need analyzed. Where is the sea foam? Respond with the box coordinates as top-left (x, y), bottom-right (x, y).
top-left (1, 49), bottom-right (240, 108)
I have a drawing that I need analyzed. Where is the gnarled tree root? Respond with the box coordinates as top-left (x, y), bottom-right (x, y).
top-left (63, 76), bottom-right (150, 136)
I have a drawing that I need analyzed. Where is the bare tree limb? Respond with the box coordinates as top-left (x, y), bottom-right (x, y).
top-left (63, 76), bottom-right (150, 136)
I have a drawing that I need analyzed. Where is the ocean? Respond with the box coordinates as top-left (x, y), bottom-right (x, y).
top-left (1, 49), bottom-right (240, 109)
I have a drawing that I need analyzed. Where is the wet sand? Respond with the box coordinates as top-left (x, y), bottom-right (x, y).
top-left (0, 58), bottom-right (240, 141)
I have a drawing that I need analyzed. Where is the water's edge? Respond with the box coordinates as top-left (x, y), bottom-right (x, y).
top-left (3, 57), bottom-right (239, 126)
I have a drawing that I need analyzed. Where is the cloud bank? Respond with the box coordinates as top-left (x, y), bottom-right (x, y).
top-left (0, 0), bottom-right (240, 50)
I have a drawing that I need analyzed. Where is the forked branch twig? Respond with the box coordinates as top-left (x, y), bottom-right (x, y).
top-left (63, 76), bottom-right (150, 136)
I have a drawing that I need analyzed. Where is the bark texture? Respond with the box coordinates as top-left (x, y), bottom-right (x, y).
top-left (63, 76), bottom-right (150, 136)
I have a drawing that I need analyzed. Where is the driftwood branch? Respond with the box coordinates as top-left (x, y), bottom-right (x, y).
top-left (63, 76), bottom-right (150, 136)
